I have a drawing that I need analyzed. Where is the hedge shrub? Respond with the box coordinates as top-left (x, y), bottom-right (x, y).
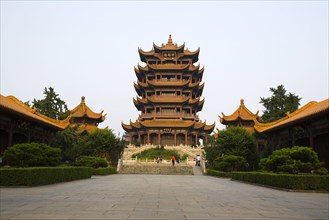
top-left (231, 172), bottom-right (329, 191)
top-left (3, 142), bottom-right (61, 167)
top-left (93, 167), bottom-right (117, 175)
top-left (260, 146), bottom-right (327, 174)
top-left (75, 156), bottom-right (108, 168)
top-left (0, 167), bottom-right (92, 186)
top-left (207, 169), bottom-right (231, 178)
top-left (213, 155), bottom-right (247, 172)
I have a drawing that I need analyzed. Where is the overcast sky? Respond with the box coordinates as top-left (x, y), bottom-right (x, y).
top-left (1, 1), bottom-right (328, 136)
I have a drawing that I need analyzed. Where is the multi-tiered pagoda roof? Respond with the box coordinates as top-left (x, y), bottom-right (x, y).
top-left (122, 35), bottom-right (214, 146)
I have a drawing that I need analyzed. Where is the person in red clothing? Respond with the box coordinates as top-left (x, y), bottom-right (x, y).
top-left (171, 155), bottom-right (175, 166)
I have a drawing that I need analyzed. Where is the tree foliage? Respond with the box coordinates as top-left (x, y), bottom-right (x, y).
top-left (75, 156), bottom-right (108, 168)
top-left (205, 127), bottom-right (259, 170)
top-left (213, 155), bottom-right (247, 172)
top-left (50, 128), bottom-right (81, 163)
top-left (260, 85), bottom-right (301, 123)
top-left (259, 146), bottom-right (327, 174)
top-left (32, 87), bottom-right (70, 120)
top-left (215, 127), bottom-right (259, 170)
top-left (132, 147), bottom-right (188, 161)
top-left (80, 128), bottom-right (124, 166)
top-left (3, 143), bottom-right (61, 167)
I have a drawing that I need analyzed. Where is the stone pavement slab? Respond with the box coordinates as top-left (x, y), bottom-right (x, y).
top-left (1, 174), bottom-right (328, 220)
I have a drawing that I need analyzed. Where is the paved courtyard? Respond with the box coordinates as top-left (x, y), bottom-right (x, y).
top-left (1, 174), bottom-right (328, 220)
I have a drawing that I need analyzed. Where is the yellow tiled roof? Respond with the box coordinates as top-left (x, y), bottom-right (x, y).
top-left (255, 98), bottom-right (329, 132)
top-left (148, 64), bottom-right (189, 70)
top-left (121, 121), bottom-right (133, 130)
top-left (204, 122), bottom-right (216, 132)
top-left (183, 48), bottom-right (200, 56)
top-left (71, 123), bottom-right (98, 133)
top-left (153, 35), bottom-right (185, 51)
top-left (70, 96), bottom-right (105, 121)
top-left (140, 119), bottom-right (195, 128)
top-left (122, 119), bottom-right (215, 134)
top-left (147, 80), bottom-right (190, 87)
top-left (0, 94), bottom-right (69, 130)
top-left (220, 99), bottom-right (259, 124)
top-left (148, 96), bottom-right (190, 103)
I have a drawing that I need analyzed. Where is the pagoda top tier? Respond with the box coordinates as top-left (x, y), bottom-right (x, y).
top-left (138, 35), bottom-right (200, 63)
top-left (220, 99), bottom-right (259, 124)
top-left (70, 96), bottom-right (105, 122)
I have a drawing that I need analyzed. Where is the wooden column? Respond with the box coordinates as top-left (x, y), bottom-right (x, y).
top-left (308, 125), bottom-right (314, 149)
top-left (8, 123), bottom-right (14, 147)
top-left (158, 132), bottom-right (161, 146)
top-left (185, 132), bottom-right (188, 146)
top-left (174, 132), bottom-right (177, 146)
top-left (138, 132), bottom-right (141, 145)
top-left (27, 129), bottom-right (31, 143)
top-left (195, 134), bottom-right (198, 146)
top-left (291, 128), bottom-right (295, 147)
top-left (147, 132), bottom-right (150, 145)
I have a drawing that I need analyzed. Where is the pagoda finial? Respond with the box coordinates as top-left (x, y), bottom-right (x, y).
top-left (167, 34), bottom-right (173, 45)
top-left (81, 96), bottom-right (85, 103)
top-left (240, 99), bottom-right (244, 105)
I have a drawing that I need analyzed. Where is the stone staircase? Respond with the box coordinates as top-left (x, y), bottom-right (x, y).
top-left (118, 144), bottom-right (206, 175)
top-left (119, 164), bottom-right (194, 175)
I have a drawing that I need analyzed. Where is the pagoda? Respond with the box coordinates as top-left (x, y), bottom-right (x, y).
top-left (122, 35), bottom-right (215, 146)
top-left (69, 96), bottom-right (106, 133)
top-left (219, 99), bottom-right (259, 133)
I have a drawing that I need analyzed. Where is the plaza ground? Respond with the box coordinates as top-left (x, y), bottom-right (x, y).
top-left (1, 174), bottom-right (328, 220)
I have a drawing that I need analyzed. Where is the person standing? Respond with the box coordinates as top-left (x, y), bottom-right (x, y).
top-left (171, 155), bottom-right (175, 166)
top-left (196, 155), bottom-right (201, 166)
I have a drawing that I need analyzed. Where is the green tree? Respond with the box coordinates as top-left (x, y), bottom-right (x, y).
top-left (75, 156), bottom-right (108, 168)
top-left (50, 128), bottom-right (81, 163)
top-left (32, 87), bottom-right (70, 120)
top-left (3, 143), bottom-right (61, 167)
top-left (213, 155), bottom-right (247, 172)
top-left (260, 85), bottom-right (301, 123)
top-left (204, 145), bottom-right (221, 168)
top-left (81, 128), bottom-right (124, 166)
top-left (260, 146), bottom-right (327, 174)
top-left (215, 126), bottom-right (259, 170)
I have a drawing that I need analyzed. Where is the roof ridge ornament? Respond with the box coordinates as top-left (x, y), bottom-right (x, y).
top-left (240, 99), bottom-right (244, 105)
top-left (167, 34), bottom-right (173, 45)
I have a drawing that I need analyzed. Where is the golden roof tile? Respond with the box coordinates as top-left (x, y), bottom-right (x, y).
top-left (71, 124), bottom-right (98, 133)
top-left (204, 122), bottom-right (216, 132)
top-left (121, 121), bottom-right (133, 130)
top-left (255, 98), bottom-right (329, 133)
top-left (147, 80), bottom-right (190, 87)
top-left (220, 99), bottom-right (259, 124)
top-left (130, 120), bottom-right (142, 129)
top-left (140, 119), bottom-right (195, 128)
top-left (194, 121), bottom-right (205, 129)
top-left (148, 63), bottom-right (189, 70)
top-left (153, 35), bottom-right (185, 52)
top-left (0, 94), bottom-right (69, 130)
top-left (148, 96), bottom-right (189, 103)
top-left (70, 96), bottom-right (105, 121)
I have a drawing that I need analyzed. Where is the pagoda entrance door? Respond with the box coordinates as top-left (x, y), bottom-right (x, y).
top-left (149, 133), bottom-right (158, 145)
top-left (176, 133), bottom-right (185, 146)
top-left (161, 133), bottom-right (174, 146)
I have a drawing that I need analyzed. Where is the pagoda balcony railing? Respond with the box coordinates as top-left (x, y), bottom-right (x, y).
top-left (156, 79), bottom-right (188, 82)
top-left (140, 112), bottom-right (199, 119)
top-left (153, 94), bottom-right (189, 97)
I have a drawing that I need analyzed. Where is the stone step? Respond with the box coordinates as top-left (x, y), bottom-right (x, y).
top-left (119, 165), bottom-right (193, 175)
top-left (192, 165), bottom-right (203, 176)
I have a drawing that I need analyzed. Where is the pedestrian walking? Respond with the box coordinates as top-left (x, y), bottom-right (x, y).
top-left (171, 155), bottom-right (175, 166)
